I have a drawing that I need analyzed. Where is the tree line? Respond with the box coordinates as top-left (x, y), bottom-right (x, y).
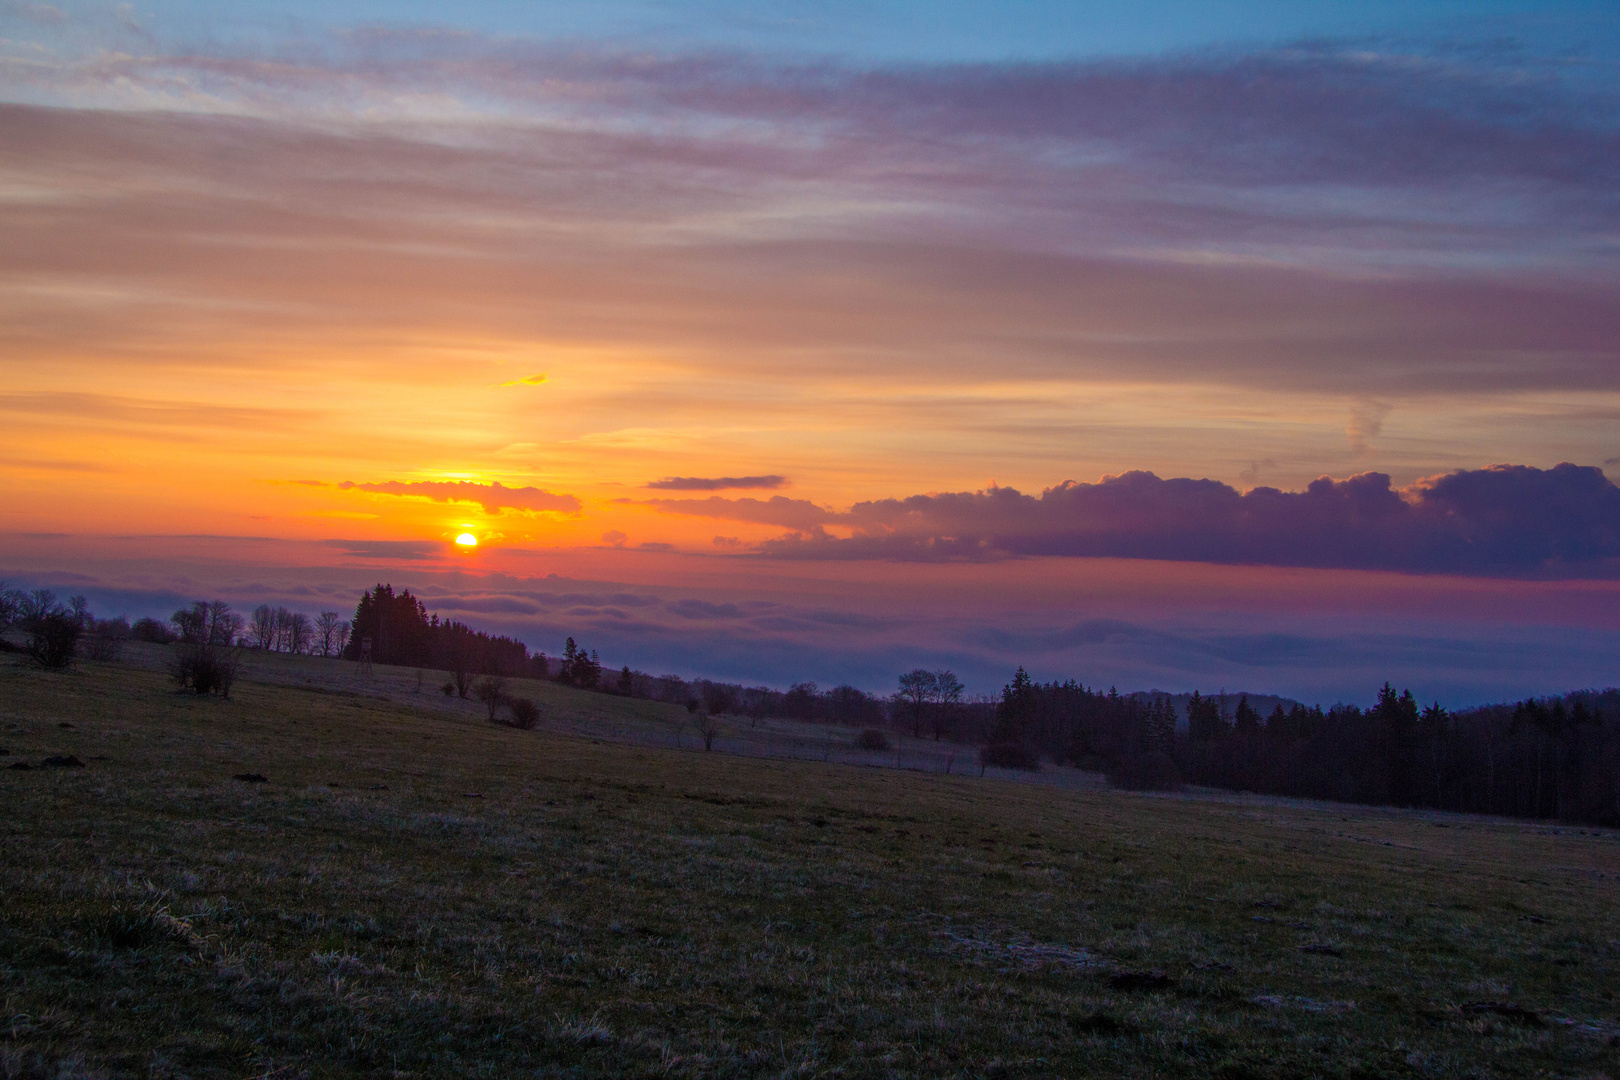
top-left (970, 668), bottom-right (1620, 827)
top-left (6, 578), bottom-right (1617, 824)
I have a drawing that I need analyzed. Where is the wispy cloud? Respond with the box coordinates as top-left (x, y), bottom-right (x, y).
top-left (634, 494), bottom-right (832, 530)
top-left (338, 480), bottom-right (581, 515)
top-left (319, 538), bottom-right (440, 560)
top-left (645, 475), bottom-right (785, 490)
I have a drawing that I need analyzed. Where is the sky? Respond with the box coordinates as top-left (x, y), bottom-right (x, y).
top-left (2, 0), bottom-right (1619, 705)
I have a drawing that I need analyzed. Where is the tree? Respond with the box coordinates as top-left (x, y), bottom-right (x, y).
top-left (284, 611), bottom-right (311, 655)
top-left (932, 670), bottom-right (964, 740)
top-left (130, 617), bottom-right (175, 644)
top-left (556, 638), bottom-right (602, 688)
top-left (208, 601), bottom-right (243, 647)
top-left (981, 667), bottom-right (1040, 770)
top-left (249, 605), bottom-right (276, 650)
top-left (314, 611), bottom-right (344, 657)
top-left (1233, 696), bottom-right (1261, 737)
top-left (695, 710), bottom-right (722, 751)
top-left (508, 696), bottom-right (540, 730)
top-left (475, 676), bottom-right (509, 723)
top-left (0, 581), bottom-right (23, 637)
top-left (21, 593), bottom-right (79, 670)
top-left (166, 606), bottom-right (240, 697)
top-left (174, 600), bottom-right (240, 648)
top-left (701, 681), bottom-right (734, 717)
top-left (898, 669), bottom-right (938, 738)
top-left (1372, 683), bottom-right (1420, 805)
top-left (782, 682), bottom-right (820, 721)
top-left (991, 667), bottom-right (1037, 747)
top-left (1186, 691), bottom-right (1226, 742)
top-left (80, 612), bottom-right (129, 662)
top-left (1420, 701), bottom-right (1449, 805)
top-left (23, 589), bottom-right (58, 625)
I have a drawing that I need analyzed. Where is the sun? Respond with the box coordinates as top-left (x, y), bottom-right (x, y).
top-left (454, 532), bottom-right (478, 547)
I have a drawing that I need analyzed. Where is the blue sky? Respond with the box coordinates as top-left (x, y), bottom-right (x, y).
top-left (18, 0), bottom-right (1620, 62)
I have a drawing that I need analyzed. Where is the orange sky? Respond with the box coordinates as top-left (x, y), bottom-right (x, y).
top-left (4, 8), bottom-right (1620, 701)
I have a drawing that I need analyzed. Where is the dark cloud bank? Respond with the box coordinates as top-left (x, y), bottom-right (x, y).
top-left (734, 464), bottom-right (1620, 577)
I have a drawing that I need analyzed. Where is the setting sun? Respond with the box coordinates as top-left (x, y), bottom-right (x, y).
top-left (454, 533), bottom-right (478, 547)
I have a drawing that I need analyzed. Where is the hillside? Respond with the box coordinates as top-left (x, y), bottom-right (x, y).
top-left (2, 650), bottom-right (1618, 1078)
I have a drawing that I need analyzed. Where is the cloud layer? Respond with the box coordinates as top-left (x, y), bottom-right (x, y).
top-left (338, 481), bottom-right (580, 515)
top-left (6, 533), bottom-right (1618, 706)
top-left (725, 464), bottom-right (1620, 577)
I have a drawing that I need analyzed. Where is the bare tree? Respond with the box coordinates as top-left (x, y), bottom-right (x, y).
top-left (897, 669), bottom-right (938, 738)
top-left (271, 606), bottom-right (291, 651)
top-left (207, 601), bottom-right (242, 646)
top-left (173, 600), bottom-right (242, 647)
top-left (931, 670), bottom-right (964, 741)
top-left (249, 605), bottom-right (276, 650)
top-left (285, 611), bottom-right (311, 654)
top-left (314, 611), bottom-right (344, 657)
top-left (695, 711), bottom-right (722, 751)
top-left (0, 581), bottom-right (24, 637)
top-left (24, 589), bottom-right (58, 624)
top-left (335, 620), bottom-right (351, 656)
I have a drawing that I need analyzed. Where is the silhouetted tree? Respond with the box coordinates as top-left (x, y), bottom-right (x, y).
top-left (314, 611), bottom-right (345, 657)
top-left (898, 669), bottom-right (937, 738)
top-left (932, 670), bottom-right (964, 740)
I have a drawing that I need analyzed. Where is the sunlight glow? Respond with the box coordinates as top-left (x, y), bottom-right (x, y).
top-left (454, 533), bottom-right (478, 547)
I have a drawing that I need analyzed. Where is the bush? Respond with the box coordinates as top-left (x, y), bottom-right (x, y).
top-left (856, 728), bottom-right (891, 751)
top-left (80, 617), bottom-right (129, 662)
top-left (169, 643), bottom-right (239, 698)
top-left (507, 697), bottom-right (540, 730)
top-left (24, 612), bottom-right (80, 670)
top-left (979, 742), bottom-right (1039, 771)
top-left (131, 617), bottom-right (175, 644)
top-left (79, 632), bottom-right (121, 662)
top-left (475, 676), bottom-right (509, 723)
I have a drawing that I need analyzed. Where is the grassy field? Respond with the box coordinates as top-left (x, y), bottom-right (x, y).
top-left (2, 652), bottom-right (1618, 1079)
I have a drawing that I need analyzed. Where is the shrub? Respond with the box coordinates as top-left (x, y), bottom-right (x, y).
top-left (79, 632), bottom-right (121, 662)
top-left (24, 612), bottom-right (80, 670)
top-left (507, 697), bottom-right (540, 730)
top-left (979, 742), bottom-right (1039, 771)
top-left (856, 728), bottom-right (891, 751)
top-left (475, 676), bottom-right (509, 723)
top-left (79, 617), bottom-right (129, 662)
top-left (169, 643), bottom-right (239, 698)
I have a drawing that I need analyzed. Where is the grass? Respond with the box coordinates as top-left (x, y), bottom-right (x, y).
top-left (1, 651), bottom-right (1618, 1078)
